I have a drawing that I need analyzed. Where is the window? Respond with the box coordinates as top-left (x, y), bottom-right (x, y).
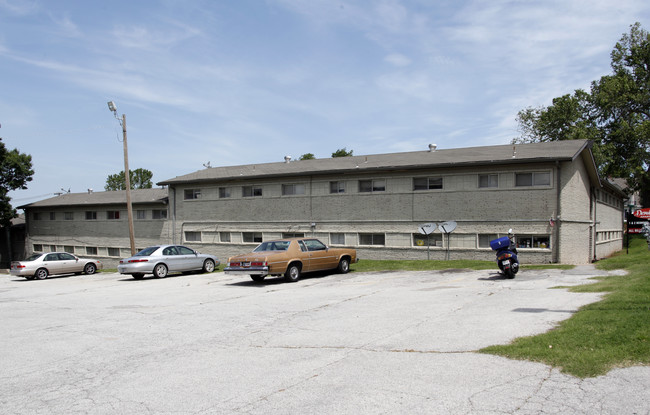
top-left (185, 231), bottom-right (202, 242)
top-left (33, 244), bottom-right (43, 252)
top-left (49, 212), bottom-right (56, 220)
top-left (64, 246), bottom-right (75, 253)
top-left (478, 174), bottom-right (498, 188)
top-left (107, 211), bottom-right (120, 220)
top-left (413, 233), bottom-right (442, 247)
top-left (44, 253), bottom-right (60, 261)
top-left (242, 186), bottom-right (263, 197)
top-left (330, 233), bottom-right (345, 245)
top-left (282, 232), bottom-right (305, 238)
top-left (85, 211), bottom-right (97, 220)
top-left (282, 184), bottom-right (305, 196)
top-left (330, 181), bottom-right (345, 194)
top-left (152, 209), bottom-right (167, 219)
top-left (449, 234), bottom-right (477, 248)
top-left (302, 239), bottom-right (328, 251)
top-left (413, 177), bottom-right (443, 190)
top-left (184, 189), bottom-right (201, 200)
top-left (478, 234), bottom-right (499, 248)
top-left (136, 210), bottom-right (146, 220)
top-left (359, 179), bottom-right (386, 193)
top-left (219, 187), bottom-right (231, 198)
top-left (220, 232), bottom-right (231, 243)
top-left (359, 233), bottom-right (385, 246)
top-left (243, 232), bottom-right (263, 243)
top-left (86, 247), bottom-right (98, 255)
top-left (108, 247), bottom-right (121, 257)
top-left (177, 246), bottom-right (195, 255)
top-left (516, 172), bottom-right (551, 187)
top-left (33, 212), bottom-right (42, 220)
top-left (49, 245), bottom-right (56, 252)
top-left (64, 212), bottom-right (74, 220)
top-left (515, 235), bottom-right (550, 249)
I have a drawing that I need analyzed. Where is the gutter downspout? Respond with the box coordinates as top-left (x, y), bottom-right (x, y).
top-left (172, 186), bottom-right (177, 244)
top-left (554, 161), bottom-right (561, 263)
top-left (592, 186), bottom-right (597, 262)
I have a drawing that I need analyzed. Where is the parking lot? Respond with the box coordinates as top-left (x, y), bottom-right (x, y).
top-left (1, 266), bottom-right (648, 414)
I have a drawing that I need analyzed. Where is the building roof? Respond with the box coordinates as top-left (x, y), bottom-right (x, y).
top-left (158, 140), bottom-right (596, 185)
top-left (18, 188), bottom-right (168, 209)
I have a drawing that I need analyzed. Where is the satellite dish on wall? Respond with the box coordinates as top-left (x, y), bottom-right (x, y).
top-left (439, 220), bottom-right (457, 234)
top-left (418, 223), bottom-right (437, 235)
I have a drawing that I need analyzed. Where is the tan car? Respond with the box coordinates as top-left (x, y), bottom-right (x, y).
top-left (224, 238), bottom-right (358, 282)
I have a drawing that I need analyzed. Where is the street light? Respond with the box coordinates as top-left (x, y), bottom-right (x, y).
top-left (107, 101), bottom-right (136, 256)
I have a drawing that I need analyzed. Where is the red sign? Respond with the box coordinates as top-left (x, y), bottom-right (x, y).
top-left (633, 208), bottom-right (650, 219)
top-left (628, 228), bottom-right (644, 234)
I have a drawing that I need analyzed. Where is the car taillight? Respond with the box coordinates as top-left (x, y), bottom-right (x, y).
top-left (16, 265), bottom-right (26, 269)
top-left (229, 262), bottom-right (241, 267)
top-left (128, 259), bottom-right (149, 263)
top-left (251, 262), bottom-right (267, 267)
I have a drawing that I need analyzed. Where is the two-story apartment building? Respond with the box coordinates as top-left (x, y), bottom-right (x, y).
top-left (18, 140), bottom-right (625, 265)
top-left (18, 188), bottom-right (170, 262)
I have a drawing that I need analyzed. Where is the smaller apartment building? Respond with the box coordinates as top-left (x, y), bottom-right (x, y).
top-left (18, 189), bottom-right (170, 262)
top-left (19, 140), bottom-right (625, 265)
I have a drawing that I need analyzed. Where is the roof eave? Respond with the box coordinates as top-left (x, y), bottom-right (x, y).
top-left (157, 156), bottom-right (576, 186)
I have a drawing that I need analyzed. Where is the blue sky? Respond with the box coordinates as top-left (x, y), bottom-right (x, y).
top-left (2, 0), bottom-right (650, 208)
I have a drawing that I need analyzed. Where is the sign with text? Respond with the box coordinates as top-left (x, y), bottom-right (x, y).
top-left (633, 208), bottom-right (650, 219)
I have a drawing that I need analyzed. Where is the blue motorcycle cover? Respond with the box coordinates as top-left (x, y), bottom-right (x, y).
top-left (490, 236), bottom-right (511, 251)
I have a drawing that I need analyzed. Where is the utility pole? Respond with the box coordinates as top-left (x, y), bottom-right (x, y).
top-left (108, 101), bottom-right (136, 255)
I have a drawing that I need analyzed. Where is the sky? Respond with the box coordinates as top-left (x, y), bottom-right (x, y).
top-left (2, 0), bottom-right (650, 209)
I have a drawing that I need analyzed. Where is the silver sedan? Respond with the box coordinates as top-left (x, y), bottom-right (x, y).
top-left (10, 252), bottom-right (103, 280)
top-left (117, 245), bottom-right (219, 279)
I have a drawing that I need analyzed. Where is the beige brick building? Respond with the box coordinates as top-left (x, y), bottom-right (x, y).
top-left (18, 140), bottom-right (625, 266)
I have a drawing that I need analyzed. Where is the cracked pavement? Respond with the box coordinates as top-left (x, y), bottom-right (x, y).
top-left (0, 266), bottom-right (648, 414)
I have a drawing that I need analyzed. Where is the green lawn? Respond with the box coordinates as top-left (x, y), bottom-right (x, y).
top-left (350, 259), bottom-right (573, 272)
top-left (480, 237), bottom-right (650, 378)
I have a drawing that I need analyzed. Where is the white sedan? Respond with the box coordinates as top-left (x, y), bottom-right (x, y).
top-left (10, 252), bottom-right (103, 280)
top-left (117, 245), bottom-right (219, 279)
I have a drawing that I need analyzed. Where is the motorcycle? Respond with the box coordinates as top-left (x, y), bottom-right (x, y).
top-left (489, 231), bottom-right (519, 279)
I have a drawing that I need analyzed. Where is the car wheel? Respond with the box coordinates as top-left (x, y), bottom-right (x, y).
top-left (153, 264), bottom-right (168, 278)
top-left (250, 275), bottom-right (265, 283)
top-left (284, 263), bottom-right (301, 282)
top-left (337, 258), bottom-right (350, 274)
top-left (83, 263), bottom-right (97, 275)
top-left (132, 273), bottom-right (144, 280)
top-left (35, 268), bottom-right (48, 280)
top-left (202, 259), bottom-right (215, 273)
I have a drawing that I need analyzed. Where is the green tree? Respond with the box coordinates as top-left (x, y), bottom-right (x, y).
top-left (299, 153), bottom-right (315, 160)
top-left (514, 22), bottom-right (650, 190)
top-left (332, 148), bottom-right (353, 157)
top-left (0, 138), bottom-right (34, 227)
top-left (105, 168), bottom-right (153, 191)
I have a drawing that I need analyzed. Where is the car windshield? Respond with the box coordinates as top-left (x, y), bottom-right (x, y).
top-left (24, 253), bottom-right (43, 261)
top-left (134, 246), bottom-right (159, 257)
top-left (253, 241), bottom-right (290, 252)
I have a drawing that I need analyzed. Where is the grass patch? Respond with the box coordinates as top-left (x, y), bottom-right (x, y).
top-left (480, 237), bottom-right (650, 378)
top-left (351, 259), bottom-right (572, 272)
top-left (352, 259), bottom-right (494, 272)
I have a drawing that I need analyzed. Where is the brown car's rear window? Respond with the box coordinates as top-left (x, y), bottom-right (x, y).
top-left (253, 241), bottom-right (291, 252)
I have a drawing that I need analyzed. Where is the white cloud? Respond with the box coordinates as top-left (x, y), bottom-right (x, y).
top-left (0, 0), bottom-right (38, 15)
top-left (49, 13), bottom-right (81, 38)
top-left (384, 53), bottom-right (411, 67)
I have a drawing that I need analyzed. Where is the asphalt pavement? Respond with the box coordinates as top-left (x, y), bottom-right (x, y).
top-left (0, 265), bottom-right (648, 414)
